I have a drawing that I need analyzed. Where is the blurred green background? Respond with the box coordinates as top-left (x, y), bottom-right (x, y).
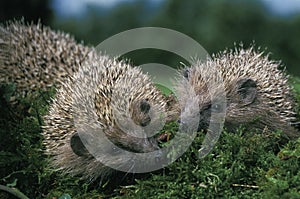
top-left (0, 0), bottom-right (300, 76)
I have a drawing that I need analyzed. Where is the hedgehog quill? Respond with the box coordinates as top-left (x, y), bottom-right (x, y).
top-left (176, 46), bottom-right (299, 139)
top-left (1, 20), bottom-right (299, 183)
top-left (42, 52), bottom-right (171, 180)
top-left (0, 21), bottom-right (174, 181)
top-left (0, 20), bottom-right (90, 95)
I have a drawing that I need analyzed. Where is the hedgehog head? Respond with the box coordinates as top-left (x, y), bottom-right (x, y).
top-left (43, 53), bottom-right (167, 179)
top-left (177, 46), bottom-right (299, 139)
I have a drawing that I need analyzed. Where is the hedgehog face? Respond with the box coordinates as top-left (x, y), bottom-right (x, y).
top-left (183, 67), bottom-right (258, 132)
top-left (86, 97), bottom-right (157, 155)
top-left (197, 78), bottom-right (257, 129)
top-left (181, 67), bottom-right (227, 131)
top-left (222, 78), bottom-right (260, 129)
top-left (116, 98), bottom-right (164, 153)
top-left (69, 98), bottom-right (161, 164)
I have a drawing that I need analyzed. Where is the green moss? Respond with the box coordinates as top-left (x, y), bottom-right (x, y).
top-left (113, 131), bottom-right (300, 198)
top-left (0, 82), bottom-right (300, 199)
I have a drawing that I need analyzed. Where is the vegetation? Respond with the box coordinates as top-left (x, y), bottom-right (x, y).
top-left (0, 0), bottom-right (300, 198)
top-left (50, 0), bottom-right (300, 76)
top-left (0, 80), bottom-right (299, 198)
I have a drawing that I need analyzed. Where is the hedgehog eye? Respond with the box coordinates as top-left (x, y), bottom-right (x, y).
top-left (140, 99), bottom-right (151, 114)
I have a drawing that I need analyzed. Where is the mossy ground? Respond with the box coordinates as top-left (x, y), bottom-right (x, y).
top-left (0, 78), bottom-right (300, 199)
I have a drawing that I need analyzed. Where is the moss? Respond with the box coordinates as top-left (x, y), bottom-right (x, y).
top-left (113, 131), bottom-right (300, 199)
top-left (0, 82), bottom-right (300, 199)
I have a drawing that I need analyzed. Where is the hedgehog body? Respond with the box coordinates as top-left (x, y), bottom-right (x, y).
top-left (43, 53), bottom-right (168, 180)
top-left (177, 46), bottom-right (299, 139)
top-left (0, 21), bottom-right (171, 180)
top-left (0, 21), bottom-right (91, 95)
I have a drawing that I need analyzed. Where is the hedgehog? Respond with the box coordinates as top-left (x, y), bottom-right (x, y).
top-left (42, 52), bottom-right (172, 181)
top-left (0, 20), bottom-right (91, 96)
top-left (175, 46), bottom-right (299, 139)
top-left (0, 21), bottom-right (176, 180)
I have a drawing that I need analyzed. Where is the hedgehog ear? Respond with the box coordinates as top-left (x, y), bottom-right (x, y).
top-left (183, 68), bottom-right (190, 79)
top-left (236, 78), bottom-right (257, 105)
top-left (140, 99), bottom-right (151, 114)
top-left (70, 133), bottom-right (89, 157)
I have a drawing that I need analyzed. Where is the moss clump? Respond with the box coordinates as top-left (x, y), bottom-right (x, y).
top-left (0, 82), bottom-right (300, 199)
top-left (114, 130), bottom-right (300, 199)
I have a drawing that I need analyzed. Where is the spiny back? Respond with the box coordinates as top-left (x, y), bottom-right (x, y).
top-left (214, 47), bottom-right (296, 123)
top-left (177, 46), bottom-right (299, 139)
top-left (0, 20), bottom-right (91, 95)
top-left (42, 53), bottom-right (167, 179)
